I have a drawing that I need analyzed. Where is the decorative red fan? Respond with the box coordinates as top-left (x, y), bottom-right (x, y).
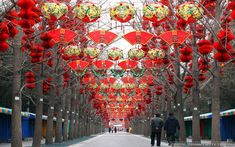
top-left (47, 28), bottom-right (77, 43)
top-left (123, 31), bottom-right (154, 45)
top-left (92, 60), bottom-right (114, 69)
top-left (67, 60), bottom-right (89, 70)
top-left (159, 30), bottom-right (191, 45)
top-left (118, 59), bottom-right (138, 70)
top-left (87, 30), bottom-right (118, 45)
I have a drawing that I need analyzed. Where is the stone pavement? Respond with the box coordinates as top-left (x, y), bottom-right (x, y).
top-left (68, 132), bottom-right (170, 147)
top-left (1, 133), bottom-right (235, 147)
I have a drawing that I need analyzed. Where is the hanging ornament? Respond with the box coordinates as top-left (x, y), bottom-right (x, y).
top-left (84, 47), bottom-right (100, 59)
top-left (143, 2), bottom-right (169, 22)
top-left (74, 2), bottom-right (101, 23)
top-left (176, 2), bottom-right (204, 23)
top-left (110, 2), bottom-right (135, 23)
top-left (147, 48), bottom-right (165, 60)
top-left (62, 45), bottom-right (81, 60)
top-left (108, 47), bottom-right (123, 61)
top-left (128, 48), bottom-right (145, 61)
top-left (41, 1), bottom-right (68, 19)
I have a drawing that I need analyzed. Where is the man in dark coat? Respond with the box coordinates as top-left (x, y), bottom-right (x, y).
top-left (150, 113), bottom-right (164, 147)
top-left (164, 113), bottom-right (180, 146)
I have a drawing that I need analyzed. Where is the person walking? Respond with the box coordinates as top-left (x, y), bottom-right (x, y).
top-left (164, 113), bottom-right (180, 146)
top-left (109, 127), bottom-right (111, 133)
top-left (150, 113), bottom-right (164, 147)
top-left (114, 127), bottom-right (117, 133)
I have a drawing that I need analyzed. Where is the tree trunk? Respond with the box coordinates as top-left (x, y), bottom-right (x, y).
top-left (55, 104), bottom-right (63, 143)
top-left (69, 104), bottom-right (75, 139)
top-left (32, 98), bottom-right (43, 147)
top-left (74, 113), bottom-right (79, 138)
top-left (45, 106), bottom-right (54, 144)
top-left (176, 87), bottom-right (186, 142)
top-left (174, 45), bottom-right (186, 142)
top-left (63, 110), bottom-right (69, 141)
top-left (211, 1), bottom-right (222, 145)
top-left (11, 30), bottom-right (23, 147)
top-left (211, 64), bottom-right (221, 145)
top-left (192, 26), bottom-right (201, 143)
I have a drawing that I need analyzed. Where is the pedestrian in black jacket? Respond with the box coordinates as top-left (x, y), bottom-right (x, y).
top-left (164, 113), bottom-right (180, 146)
top-left (150, 113), bottom-right (163, 147)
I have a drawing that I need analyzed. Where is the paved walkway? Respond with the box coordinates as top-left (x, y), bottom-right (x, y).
top-left (68, 132), bottom-right (169, 147)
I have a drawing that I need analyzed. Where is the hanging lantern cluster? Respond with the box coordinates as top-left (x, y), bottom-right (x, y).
top-left (74, 2), bottom-right (101, 23)
top-left (155, 85), bottom-right (162, 95)
top-left (41, 2), bottom-right (68, 19)
top-left (128, 48), bottom-right (145, 61)
top-left (197, 40), bottom-right (213, 55)
top-left (5, 10), bottom-right (19, 38)
top-left (147, 48), bottom-right (165, 60)
top-left (43, 77), bottom-right (52, 94)
top-left (110, 2), bottom-right (135, 23)
top-left (0, 22), bottom-right (9, 52)
top-left (214, 29), bottom-right (234, 62)
top-left (108, 47), bottom-right (123, 61)
top-left (176, 2), bottom-right (204, 22)
top-left (184, 75), bottom-right (193, 93)
top-left (179, 47), bottom-right (192, 63)
top-left (29, 45), bottom-right (44, 63)
top-left (25, 71), bottom-right (36, 89)
top-left (143, 2), bottom-right (169, 22)
top-left (84, 47), bottom-right (100, 59)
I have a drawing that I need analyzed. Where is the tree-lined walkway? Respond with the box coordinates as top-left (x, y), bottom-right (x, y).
top-left (68, 132), bottom-right (169, 147)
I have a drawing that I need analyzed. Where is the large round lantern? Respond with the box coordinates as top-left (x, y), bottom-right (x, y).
top-left (143, 2), bottom-right (169, 22)
top-left (74, 2), bottom-right (101, 23)
top-left (176, 2), bottom-right (204, 22)
top-left (108, 47), bottom-right (123, 61)
top-left (41, 2), bottom-right (68, 19)
top-left (148, 49), bottom-right (165, 60)
top-left (110, 2), bottom-right (135, 23)
top-left (128, 48), bottom-right (145, 61)
top-left (84, 47), bottom-right (100, 59)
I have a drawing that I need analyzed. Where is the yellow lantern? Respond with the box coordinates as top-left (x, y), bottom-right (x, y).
top-left (74, 2), bottom-right (101, 23)
top-left (128, 48), bottom-right (145, 61)
top-left (41, 2), bottom-right (68, 19)
top-left (108, 47), bottom-right (123, 61)
top-left (84, 47), bottom-right (100, 59)
top-left (110, 2), bottom-right (135, 23)
top-left (176, 2), bottom-right (204, 22)
top-left (64, 45), bottom-right (81, 56)
top-left (148, 48), bottom-right (165, 60)
top-left (143, 2), bottom-right (169, 22)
